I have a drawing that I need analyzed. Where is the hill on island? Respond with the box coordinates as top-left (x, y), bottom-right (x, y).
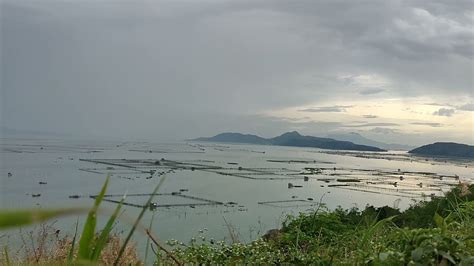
top-left (409, 142), bottom-right (474, 158)
top-left (192, 131), bottom-right (386, 152)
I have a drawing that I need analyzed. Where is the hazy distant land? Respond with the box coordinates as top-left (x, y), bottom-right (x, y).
top-left (192, 131), bottom-right (386, 152)
top-left (193, 131), bottom-right (474, 159)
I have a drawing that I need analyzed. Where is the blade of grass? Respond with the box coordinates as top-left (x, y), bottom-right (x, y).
top-left (223, 216), bottom-right (239, 244)
top-left (146, 229), bottom-right (182, 266)
top-left (144, 210), bottom-right (157, 265)
top-left (113, 175), bottom-right (166, 266)
top-left (0, 208), bottom-right (86, 229)
top-left (151, 243), bottom-right (161, 263)
top-left (78, 175), bottom-right (110, 260)
top-left (90, 194), bottom-right (125, 261)
top-left (67, 219), bottom-right (79, 266)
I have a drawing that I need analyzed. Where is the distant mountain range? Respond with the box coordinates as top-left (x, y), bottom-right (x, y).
top-left (328, 132), bottom-right (414, 151)
top-left (192, 131), bottom-right (386, 152)
top-left (409, 142), bottom-right (474, 158)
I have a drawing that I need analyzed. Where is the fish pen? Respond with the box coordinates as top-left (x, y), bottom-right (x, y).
top-left (258, 199), bottom-right (321, 208)
top-left (79, 158), bottom-right (466, 198)
top-left (89, 192), bottom-right (225, 209)
top-left (79, 158), bottom-right (306, 180)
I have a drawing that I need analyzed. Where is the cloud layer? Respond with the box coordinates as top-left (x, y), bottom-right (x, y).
top-left (1, 0), bottom-right (472, 144)
top-left (433, 108), bottom-right (456, 117)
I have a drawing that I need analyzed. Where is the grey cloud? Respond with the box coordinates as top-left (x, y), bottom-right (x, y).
top-left (363, 4), bottom-right (473, 60)
top-left (359, 88), bottom-right (385, 95)
top-left (411, 122), bottom-right (442, 127)
top-left (425, 102), bottom-right (454, 107)
top-left (424, 102), bottom-right (472, 112)
top-left (433, 108), bottom-right (455, 117)
top-left (299, 105), bottom-right (353, 113)
top-left (344, 123), bottom-right (400, 128)
top-left (458, 103), bottom-right (474, 111)
top-left (362, 115), bottom-right (378, 119)
top-left (1, 0), bottom-right (472, 143)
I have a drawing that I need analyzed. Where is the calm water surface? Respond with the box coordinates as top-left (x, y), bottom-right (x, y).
top-left (1, 138), bottom-right (472, 255)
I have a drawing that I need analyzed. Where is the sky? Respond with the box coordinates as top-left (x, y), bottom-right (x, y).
top-left (1, 0), bottom-right (473, 145)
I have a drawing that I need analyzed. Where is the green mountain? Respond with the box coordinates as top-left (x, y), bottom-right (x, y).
top-left (409, 142), bottom-right (474, 158)
top-left (192, 131), bottom-right (386, 152)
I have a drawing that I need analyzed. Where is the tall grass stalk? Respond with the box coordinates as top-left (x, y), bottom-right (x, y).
top-left (67, 219), bottom-right (79, 265)
top-left (113, 175), bottom-right (167, 266)
top-left (144, 210), bottom-right (156, 265)
top-left (146, 229), bottom-right (182, 266)
top-left (90, 194), bottom-right (125, 261)
top-left (77, 175), bottom-right (110, 260)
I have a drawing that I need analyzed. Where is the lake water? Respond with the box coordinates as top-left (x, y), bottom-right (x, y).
top-left (1, 138), bottom-right (473, 254)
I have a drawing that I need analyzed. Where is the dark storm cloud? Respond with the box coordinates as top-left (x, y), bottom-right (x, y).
top-left (433, 108), bottom-right (455, 117)
top-left (1, 0), bottom-right (472, 143)
top-left (298, 105), bottom-right (353, 113)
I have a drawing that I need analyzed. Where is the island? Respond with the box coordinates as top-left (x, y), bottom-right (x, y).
top-left (408, 142), bottom-right (474, 158)
top-left (192, 131), bottom-right (386, 152)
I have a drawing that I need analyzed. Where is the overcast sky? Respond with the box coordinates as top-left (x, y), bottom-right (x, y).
top-left (1, 0), bottom-right (473, 145)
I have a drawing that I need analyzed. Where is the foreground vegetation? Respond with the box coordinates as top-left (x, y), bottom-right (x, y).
top-left (1, 180), bottom-right (473, 265)
top-left (167, 183), bottom-right (474, 265)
